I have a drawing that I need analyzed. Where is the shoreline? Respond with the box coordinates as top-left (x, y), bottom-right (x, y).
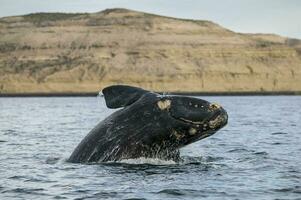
top-left (0, 91), bottom-right (301, 97)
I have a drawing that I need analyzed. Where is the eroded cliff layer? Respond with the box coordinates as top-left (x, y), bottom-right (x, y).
top-left (0, 8), bottom-right (301, 93)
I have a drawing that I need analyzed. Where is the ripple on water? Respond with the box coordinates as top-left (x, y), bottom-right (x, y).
top-left (271, 142), bottom-right (285, 145)
top-left (157, 188), bottom-right (208, 198)
top-left (2, 188), bottom-right (49, 196)
top-left (227, 148), bottom-right (251, 153)
top-left (253, 151), bottom-right (268, 155)
top-left (53, 195), bottom-right (68, 199)
top-left (2, 129), bottom-right (18, 135)
top-left (271, 132), bottom-right (288, 135)
top-left (272, 186), bottom-right (301, 194)
top-left (70, 191), bottom-right (121, 200)
top-left (45, 157), bottom-right (61, 164)
top-left (8, 175), bottom-right (28, 180)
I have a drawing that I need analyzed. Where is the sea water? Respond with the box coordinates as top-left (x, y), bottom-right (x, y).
top-left (0, 96), bottom-right (300, 200)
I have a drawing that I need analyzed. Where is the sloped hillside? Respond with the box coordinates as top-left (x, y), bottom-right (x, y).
top-left (0, 8), bottom-right (300, 93)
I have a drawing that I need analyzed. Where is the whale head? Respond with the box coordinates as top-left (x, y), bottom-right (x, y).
top-left (102, 85), bottom-right (228, 150)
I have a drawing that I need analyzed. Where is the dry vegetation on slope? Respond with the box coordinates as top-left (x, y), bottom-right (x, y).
top-left (0, 8), bottom-right (301, 93)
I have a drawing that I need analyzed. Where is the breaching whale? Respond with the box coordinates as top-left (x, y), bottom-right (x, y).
top-left (68, 85), bottom-right (228, 163)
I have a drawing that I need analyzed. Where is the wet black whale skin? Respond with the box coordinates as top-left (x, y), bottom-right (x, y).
top-left (68, 85), bottom-right (228, 163)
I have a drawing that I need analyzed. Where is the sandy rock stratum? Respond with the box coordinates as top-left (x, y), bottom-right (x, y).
top-left (0, 8), bottom-right (301, 93)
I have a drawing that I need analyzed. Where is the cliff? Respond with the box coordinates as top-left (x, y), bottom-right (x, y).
top-left (0, 8), bottom-right (301, 94)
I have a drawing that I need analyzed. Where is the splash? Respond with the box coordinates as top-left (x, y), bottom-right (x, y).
top-left (97, 90), bottom-right (104, 98)
top-left (117, 157), bottom-right (177, 165)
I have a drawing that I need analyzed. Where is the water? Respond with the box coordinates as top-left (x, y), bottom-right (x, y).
top-left (0, 96), bottom-right (300, 200)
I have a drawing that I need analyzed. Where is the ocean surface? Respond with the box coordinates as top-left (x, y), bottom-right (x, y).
top-left (0, 96), bottom-right (300, 200)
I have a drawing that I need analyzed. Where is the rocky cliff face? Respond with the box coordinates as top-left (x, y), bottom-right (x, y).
top-left (0, 8), bottom-right (300, 93)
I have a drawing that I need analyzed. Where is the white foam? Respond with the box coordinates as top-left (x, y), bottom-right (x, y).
top-left (118, 157), bottom-right (177, 165)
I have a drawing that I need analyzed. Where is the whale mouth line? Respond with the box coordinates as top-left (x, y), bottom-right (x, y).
top-left (177, 117), bottom-right (205, 125)
top-left (170, 110), bottom-right (223, 127)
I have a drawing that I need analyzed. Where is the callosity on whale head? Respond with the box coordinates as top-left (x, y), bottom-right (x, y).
top-left (68, 85), bottom-right (228, 163)
top-left (158, 95), bottom-right (228, 147)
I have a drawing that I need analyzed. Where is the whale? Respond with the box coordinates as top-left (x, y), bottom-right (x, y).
top-left (68, 85), bottom-right (228, 163)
